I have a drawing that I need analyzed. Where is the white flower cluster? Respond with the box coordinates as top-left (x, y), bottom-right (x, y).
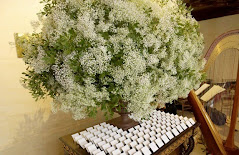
top-left (19, 0), bottom-right (205, 121)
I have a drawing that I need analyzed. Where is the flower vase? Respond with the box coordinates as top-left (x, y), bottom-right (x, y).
top-left (109, 101), bottom-right (139, 130)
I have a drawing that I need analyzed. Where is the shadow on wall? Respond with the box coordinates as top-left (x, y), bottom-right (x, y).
top-left (0, 108), bottom-right (112, 155)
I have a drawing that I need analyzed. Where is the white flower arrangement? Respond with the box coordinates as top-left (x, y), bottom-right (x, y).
top-left (16, 0), bottom-right (205, 121)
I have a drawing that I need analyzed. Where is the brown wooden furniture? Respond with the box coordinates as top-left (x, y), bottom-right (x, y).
top-left (59, 116), bottom-right (200, 155)
top-left (188, 29), bottom-right (239, 155)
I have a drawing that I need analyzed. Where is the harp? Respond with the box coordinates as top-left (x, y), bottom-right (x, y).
top-left (188, 29), bottom-right (239, 155)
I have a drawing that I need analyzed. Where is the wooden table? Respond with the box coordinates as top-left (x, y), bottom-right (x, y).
top-left (59, 117), bottom-right (200, 155)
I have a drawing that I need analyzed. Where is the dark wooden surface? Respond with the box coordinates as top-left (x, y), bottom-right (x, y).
top-left (59, 116), bottom-right (200, 155)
